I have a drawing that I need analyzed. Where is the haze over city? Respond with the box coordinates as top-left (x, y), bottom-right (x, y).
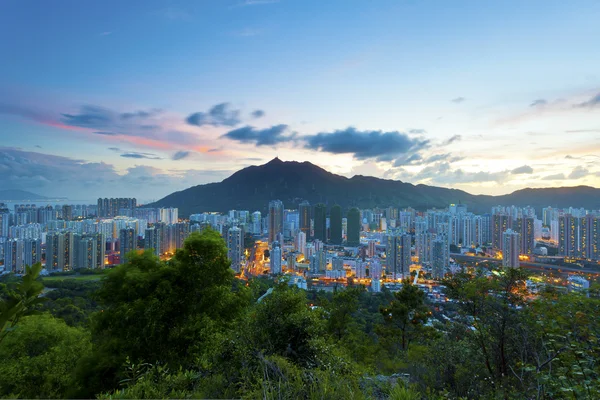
top-left (1, 0), bottom-right (600, 201)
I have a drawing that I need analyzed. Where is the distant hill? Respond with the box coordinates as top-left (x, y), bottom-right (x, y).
top-left (0, 190), bottom-right (48, 201)
top-left (149, 158), bottom-right (600, 216)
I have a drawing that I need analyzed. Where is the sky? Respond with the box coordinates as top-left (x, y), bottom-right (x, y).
top-left (1, 0), bottom-right (599, 203)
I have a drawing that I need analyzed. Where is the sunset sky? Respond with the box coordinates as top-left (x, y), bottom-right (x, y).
top-left (1, 0), bottom-right (599, 202)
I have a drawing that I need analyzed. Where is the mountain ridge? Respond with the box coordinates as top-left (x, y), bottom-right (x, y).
top-left (0, 189), bottom-right (48, 201)
top-left (149, 159), bottom-right (600, 216)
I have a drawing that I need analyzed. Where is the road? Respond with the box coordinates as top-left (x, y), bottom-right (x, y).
top-left (450, 253), bottom-right (600, 276)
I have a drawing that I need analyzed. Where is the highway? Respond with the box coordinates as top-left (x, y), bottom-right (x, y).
top-left (450, 253), bottom-right (600, 276)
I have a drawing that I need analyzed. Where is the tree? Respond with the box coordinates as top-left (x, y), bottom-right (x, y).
top-left (74, 229), bottom-right (250, 396)
top-left (0, 263), bottom-right (46, 344)
top-left (378, 279), bottom-right (430, 352)
top-left (327, 287), bottom-right (361, 340)
top-left (0, 314), bottom-right (91, 398)
top-left (443, 267), bottom-right (530, 394)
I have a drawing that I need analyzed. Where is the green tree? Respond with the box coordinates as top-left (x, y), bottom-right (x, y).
top-left (74, 229), bottom-right (249, 396)
top-left (378, 279), bottom-right (430, 352)
top-left (0, 314), bottom-right (91, 398)
top-left (0, 263), bottom-right (45, 344)
top-left (327, 287), bottom-right (361, 340)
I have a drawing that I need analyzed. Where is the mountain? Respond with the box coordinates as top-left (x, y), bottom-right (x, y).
top-left (0, 190), bottom-right (48, 201)
top-left (149, 158), bottom-right (600, 216)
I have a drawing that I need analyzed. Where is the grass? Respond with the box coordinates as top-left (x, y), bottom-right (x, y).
top-left (42, 274), bottom-right (105, 282)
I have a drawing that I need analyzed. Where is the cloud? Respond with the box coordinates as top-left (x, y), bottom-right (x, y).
top-left (393, 152), bottom-right (463, 167)
top-left (511, 165), bottom-right (534, 174)
top-left (0, 146), bottom-right (230, 199)
top-left (61, 105), bottom-right (115, 128)
top-left (99, 31), bottom-right (112, 36)
top-left (542, 173), bottom-right (565, 180)
top-left (409, 129), bottom-right (426, 134)
top-left (251, 109), bottom-right (265, 118)
top-left (172, 151), bottom-right (190, 160)
top-left (574, 92), bottom-right (600, 108)
top-left (121, 109), bottom-right (161, 119)
top-left (568, 166), bottom-right (589, 179)
top-left (442, 135), bottom-right (462, 145)
top-left (451, 97), bottom-right (466, 103)
top-left (412, 162), bottom-right (509, 184)
top-left (108, 147), bottom-right (121, 152)
top-left (94, 131), bottom-right (118, 136)
top-left (222, 124), bottom-right (292, 146)
top-left (530, 99), bottom-right (547, 107)
top-left (304, 127), bottom-right (429, 162)
top-left (186, 103), bottom-right (241, 127)
top-left (120, 152), bottom-right (162, 160)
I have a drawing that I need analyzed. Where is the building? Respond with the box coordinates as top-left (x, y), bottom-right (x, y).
top-left (23, 238), bottom-right (42, 268)
top-left (582, 214), bottom-right (600, 260)
top-left (347, 208), bottom-right (361, 246)
top-left (271, 241), bottom-right (282, 274)
top-left (45, 231), bottom-right (75, 271)
top-left (251, 211), bottom-right (262, 235)
top-left (329, 204), bottom-right (342, 245)
top-left (514, 216), bottom-right (535, 255)
top-left (313, 203), bottom-right (327, 242)
top-left (386, 233), bottom-right (411, 280)
top-left (567, 276), bottom-right (590, 295)
top-left (298, 201), bottom-right (311, 237)
top-left (295, 230), bottom-right (306, 254)
top-left (119, 228), bottom-right (137, 264)
top-left (416, 232), bottom-right (434, 264)
top-left (62, 205), bottom-right (73, 221)
top-left (145, 226), bottom-right (161, 257)
top-left (227, 226), bottom-right (244, 273)
top-left (492, 212), bottom-right (511, 251)
top-left (160, 208), bottom-right (179, 225)
top-left (559, 214), bottom-right (578, 257)
top-left (502, 229), bottom-right (520, 268)
top-left (431, 238), bottom-right (448, 279)
top-left (97, 198), bottom-right (137, 218)
top-left (3, 239), bottom-right (24, 273)
top-left (76, 236), bottom-right (97, 270)
top-left (268, 200), bottom-right (284, 244)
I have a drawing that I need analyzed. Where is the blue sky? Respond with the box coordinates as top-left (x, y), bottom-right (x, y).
top-left (1, 0), bottom-right (599, 202)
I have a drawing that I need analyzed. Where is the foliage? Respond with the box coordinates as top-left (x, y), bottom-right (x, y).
top-left (73, 229), bottom-right (250, 396)
top-left (379, 279), bottom-right (430, 352)
top-left (0, 263), bottom-right (46, 344)
top-left (41, 280), bottom-right (101, 327)
top-left (0, 314), bottom-right (91, 398)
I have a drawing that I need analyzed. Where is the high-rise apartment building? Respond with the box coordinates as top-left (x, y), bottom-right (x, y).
top-left (295, 230), bottom-right (306, 254)
top-left (145, 226), bottom-right (161, 257)
top-left (313, 203), bottom-right (327, 242)
top-left (271, 241), bottom-right (282, 274)
top-left (227, 226), bottom-right (243, 273)
top-left (431, 238), bottom-right (448, 279)
top-left (97, 198), bottom-right (137, 218)
top-left (119, 228), bottom-right (137, 264)
top-left (502, 229), bottom-right (520, 268)
top-left (386, 233), bottom-right (411, 280)
top-left (3, 239), bottom-right (24, 273)
top-left (329, 204), bottom-right (342, 245)
top-left (347, 208), bottom-right (361, 246)
top-left (268, 200), bottom-right (284, 244)
top-left (298, 201), bottom-right (311, 237)
top-left (23, 238), bottom-right (42, 268)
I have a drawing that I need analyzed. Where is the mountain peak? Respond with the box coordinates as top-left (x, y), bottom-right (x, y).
top-left (266, 157), bottom-right (283, 165)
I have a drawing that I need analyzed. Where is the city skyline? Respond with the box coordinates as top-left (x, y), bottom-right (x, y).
top-left (2, 0), bottom-right (600, 200)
